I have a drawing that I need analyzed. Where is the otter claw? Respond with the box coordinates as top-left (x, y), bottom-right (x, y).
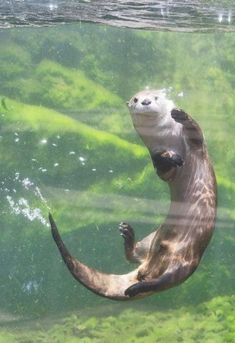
top-left (119, 222), bottom-right (135, 242)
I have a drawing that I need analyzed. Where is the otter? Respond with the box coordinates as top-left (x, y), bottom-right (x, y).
top-left (49, 89), bottom-right (217, 299)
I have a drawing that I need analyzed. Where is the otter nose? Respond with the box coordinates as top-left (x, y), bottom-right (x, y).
top-left (141, 99), bottom-right (151, 106)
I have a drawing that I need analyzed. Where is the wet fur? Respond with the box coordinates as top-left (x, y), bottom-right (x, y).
top-left (49, 90), bottom-right (217, 299)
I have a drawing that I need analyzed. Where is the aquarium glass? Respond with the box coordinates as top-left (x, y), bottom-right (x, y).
top-left (0, 2), bottom-right (235, 342)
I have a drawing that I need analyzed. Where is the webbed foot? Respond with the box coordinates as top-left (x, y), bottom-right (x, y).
top-left (151, 150), bottom-right (184, 175)
top-left (119, 222), bottom-right (135, 245)
top-left (119, 222), bottom-right (137, 262)
top-left (171, 109), bottom-right (188, 123)
top-left (160, 151), bottom-right (184, 167)
top-left (171, 109), bottom-right (204, 149)
top-left (125, 283), bottom-right (142, 297)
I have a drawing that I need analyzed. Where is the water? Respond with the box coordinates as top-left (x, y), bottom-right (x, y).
top-left (0, 10), bottom-right (235, 343)
top-left (1, 0), bottom-right (235, 32)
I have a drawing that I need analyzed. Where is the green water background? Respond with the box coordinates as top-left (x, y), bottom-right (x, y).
top-left (0, 23), bottom-right (235, 342)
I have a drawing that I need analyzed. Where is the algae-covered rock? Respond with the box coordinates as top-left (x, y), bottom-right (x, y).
top-left (1, 295), bottom-right (234, 343)
top-left (0, 96), bottom-right (147, 191)
top-left (0, 58), bottom-right (122, 112)
top-left (33, 60), bottom-right (122, 111)
top-left (0, 44), bottom-right (31, 81)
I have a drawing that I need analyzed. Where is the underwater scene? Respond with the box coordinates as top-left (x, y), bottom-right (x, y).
top-left (0, 22), bottom-right (235, 342)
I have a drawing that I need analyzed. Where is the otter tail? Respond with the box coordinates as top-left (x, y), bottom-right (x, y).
top-left (49, 214), bottom-right (140, 300)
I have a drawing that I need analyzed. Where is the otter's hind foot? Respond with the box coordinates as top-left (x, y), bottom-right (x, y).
top-left (119, 222), bottom-right (135, 244)
top-left (119, 222), bottom-right (136, 262)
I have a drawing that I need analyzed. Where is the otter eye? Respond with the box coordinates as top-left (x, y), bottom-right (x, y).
top-left (155, 96), bottom-right (158, 101)
top-left (133, 97), bottom-right (138, 103)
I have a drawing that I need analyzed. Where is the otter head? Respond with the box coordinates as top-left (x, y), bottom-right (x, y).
top-left (127, 89), bottom-right (175, 124)
top-left (127, 89), bottom-right (176, 136)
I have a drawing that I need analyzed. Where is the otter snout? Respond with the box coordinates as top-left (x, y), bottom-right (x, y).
top-left (141, 99), bottom-right (151, 106)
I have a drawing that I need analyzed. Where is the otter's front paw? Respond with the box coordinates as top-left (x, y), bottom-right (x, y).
top-left (171, 109), bottom-right (188, 123)
top-left (161, 151), bottom-right (184, 167)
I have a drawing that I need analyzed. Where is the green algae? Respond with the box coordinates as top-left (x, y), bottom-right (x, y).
top-left (1, 295), bottom-right (234, 343)
top-left (0, 23), bottom-right (235, 336)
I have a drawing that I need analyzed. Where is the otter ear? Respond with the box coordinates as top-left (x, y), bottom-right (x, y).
top-left (126, 101), bottom-right (130, 107)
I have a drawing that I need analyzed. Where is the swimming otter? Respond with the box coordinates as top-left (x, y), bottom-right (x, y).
top-left (49, 89), bottom-right (217, 299)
